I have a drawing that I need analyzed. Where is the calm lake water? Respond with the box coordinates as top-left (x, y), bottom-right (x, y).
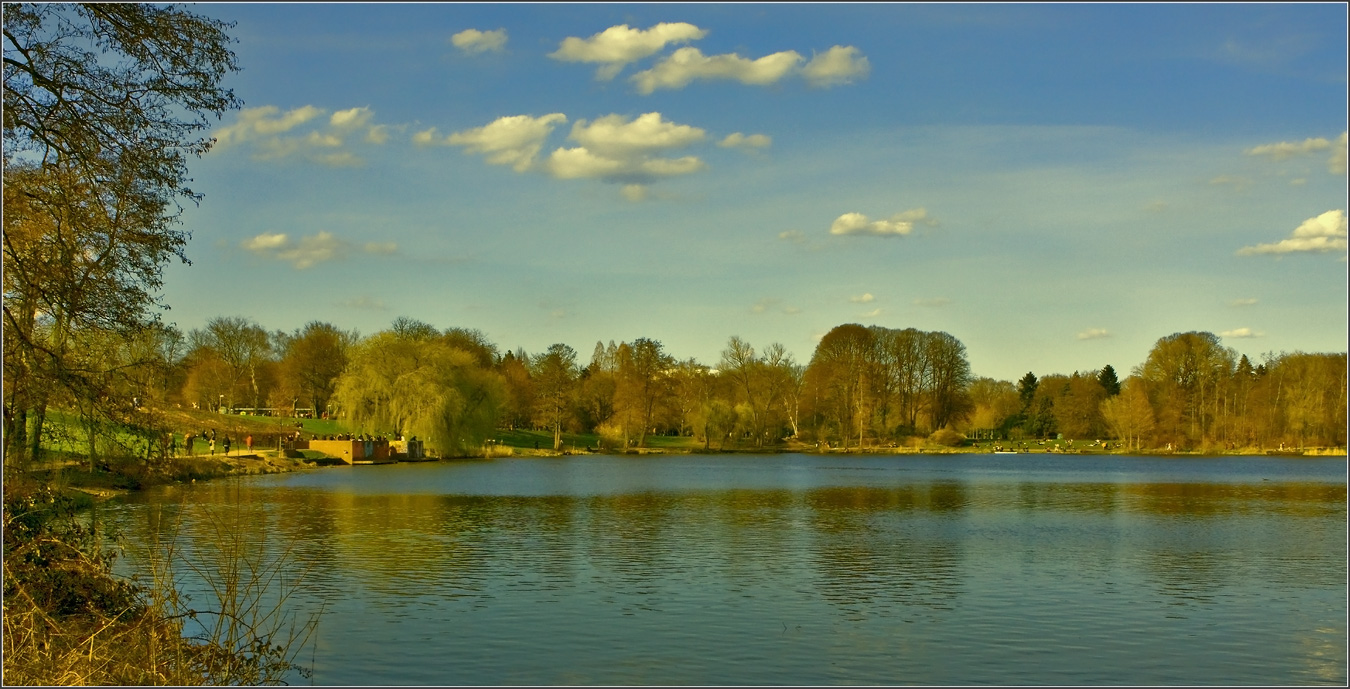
top-left (104, 453), bottom-right (1347, 685)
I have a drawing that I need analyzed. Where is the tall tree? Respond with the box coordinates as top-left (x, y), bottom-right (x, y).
top-left (1097, 364), bottom-right (1121, 397)
top-left (3, 3), bottom-right (241, 465)
top-left (531, 343), bottom-right (578, 450)
top-left (277, 321), bottom-right (354, 417)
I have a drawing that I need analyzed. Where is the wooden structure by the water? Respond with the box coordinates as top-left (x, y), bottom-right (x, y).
top-left (290, 438), bottom-right (425, 464)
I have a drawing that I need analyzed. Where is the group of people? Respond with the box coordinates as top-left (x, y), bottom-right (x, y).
top-left (178, 428), bottom-right (255, 457)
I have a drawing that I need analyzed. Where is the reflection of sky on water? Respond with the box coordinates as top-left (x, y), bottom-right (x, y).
top-left (107, 454), bottom-right (1347, 685)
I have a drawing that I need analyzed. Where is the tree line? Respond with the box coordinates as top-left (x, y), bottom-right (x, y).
top-left (7, 310), bottom-right (1342, 461)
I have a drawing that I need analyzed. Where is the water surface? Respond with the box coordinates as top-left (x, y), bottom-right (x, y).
top-left (106, 453), bottom-right (1347, 685)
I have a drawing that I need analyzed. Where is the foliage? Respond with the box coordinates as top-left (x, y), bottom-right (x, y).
top-left (3, 2), bottom-right (242, 468)
top-left (2, 480), bottom-right (316, 685)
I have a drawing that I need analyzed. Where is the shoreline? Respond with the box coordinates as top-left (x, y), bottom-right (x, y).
top-left (46, 443), bottom-right (1347, 504)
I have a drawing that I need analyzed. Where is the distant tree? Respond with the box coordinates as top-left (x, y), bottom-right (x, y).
top-left (389, 316), bottom-right (439, 341)
top-left (277, 321), bottom-right (354, 417)
top-left (1097, 364), bottom-right (1121, 397)
top-left (805, 324), bottom-right (875, 448)
top-left (614, 338), bottom-right (673, 448)
top-left (1137, 331), bottom-right (1235, 448)
top-left (531, 343), bottom-right (578, 450)
top-left (497, 350), bottom-right (534, 430)
top-left (1101, 377), bottom-right (1156, 450)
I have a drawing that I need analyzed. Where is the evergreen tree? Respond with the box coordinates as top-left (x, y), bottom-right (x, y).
top-left (1097, 364), bottom-right (1121, 397)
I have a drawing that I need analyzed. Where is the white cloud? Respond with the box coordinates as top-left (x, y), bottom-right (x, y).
top-left (366, 125), bottom-right (390, 145)
top-left (1076, 328), bottom-right (1110, 340)
top-left (778, 230), bottom-right (806, 243)
top-left (631, 47), bottom-right (804, 94)
top-left (550, 23), bottom-right (707, 80)
top-left (540, 113), bottom-right (707, 183)
top-left (330, 107), bottom-right (373, 130)
top-left (630, 43), bottom-right (870, 94)
top-left (621, 184), bottom-right (648, 202)
top-left (829, 208), bottom-right (936, 237)
top-left (213, 105), bottom-right (325, 147)
top-left (450, 28), bottom-right (507, 54)
top-left (913, 297), bottom-right (951, 308)
top-left (859, 308), bottom-right (882, 318)
top-left (718, 132), bottom-right (772, 151)
top-left (243, 232), bottom-right (398, 269)
top-left (1245, 131), bottom-right (1347, 175)
top-left (1331, 131), bottom-right (1348, 175)
top-left (569, 112), bottom-right (705, 158)
top-left (444, 113), bottom-right (568, 172)
top-left (243, 232), bottom-right (288, 251)
top-left (849, 293), bottom-right (875, 303)
top-left (1219, 328), bottom-right (1263, 339)
top-left (1229, 298), bottom-right (1258, 307)
top-left (1237, 209), bottom-right (1348, 256)
top-left (802, 45), bottom-right (870, 87)
top-left (212, 104), bottom-right (384, 166)
top-left (1246, 136), bottom-right (1333, 160)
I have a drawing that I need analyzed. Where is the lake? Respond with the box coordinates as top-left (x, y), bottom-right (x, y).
top-left (103, 453), bottom-right (1347, 685)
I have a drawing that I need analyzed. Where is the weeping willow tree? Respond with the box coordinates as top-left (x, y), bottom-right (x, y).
top-left (332, 329), bottom-right (505, 457)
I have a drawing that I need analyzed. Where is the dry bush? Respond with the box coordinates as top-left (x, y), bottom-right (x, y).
top-left (3, 483), bottom-right (320, 685)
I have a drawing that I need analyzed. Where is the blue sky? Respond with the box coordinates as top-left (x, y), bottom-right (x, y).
top-left (164, 2), bottom-right (1348, 380)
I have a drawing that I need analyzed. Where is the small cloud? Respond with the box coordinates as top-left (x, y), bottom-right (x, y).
top-left (363, 242), bottom-right (398, 255)
top-left (913, 297), bottom-right (951, 308)
top-left (859, 308), bottom-right (882, 318)
top-left (830, 208), bottom-right (936, 237)
top-left (450, 28), bottom-right (507, 54)
top-left (718, 132), bottom-right (772, 151)
top-left (366, 125), bottom-right (390, 145)
top-left (441, 113), bottom-right (569, 172)
top-left (1245, 131), bottom-right (1346, 175)
top-left (621, 184), bottom-right (647, 202)
top-left (1077, 328), bottom-right (1110, 340)
top-left (213, 105), bottom-right (325, 148)
top-left (631, 47), bottom-right (804, 94)
top-left (1289, 178), bottom-right (1306, 186)
top-left (330, 107), bottom-right (373, 130)
top-left (1145, 200), bottom-right (1168, 213)
top-left (243, 232), bottom-right (288, 251)
top-left (1332, 132), bottom-right (1348, 175)
top-left (341, 296), bottom-right (388, 311)
top-left (211, 104), bottom-right (383, 166)
top-left (1219, 327), bottom-right (1263, 339)
top-left (1229, 298), bottom-right (1258, 307)
top-left (543, 112), bottom-right (707, 183)
top-left (550, 23), bottom-right (707, 80)
top-left (802, 45), bottom-right (870, 87)
top-left (849, 293), bottom-right (875, 303)
top-left (751, 298), bottom-right (780, 314)
top-left (1209, 175), bottom-right (1252, 190)
top-left (778, 230), bottom-right (807, 243)
top-left (751, 298), bottom-right (798, 315)
top-left (630, 43), bottom-right (870, 94)
top-left (1246, 136), bottom-right (1333, 160)
top-left (1237, 209), bottom-right (1348, 256)
top-left (244, 231), bottom-right (397, 269)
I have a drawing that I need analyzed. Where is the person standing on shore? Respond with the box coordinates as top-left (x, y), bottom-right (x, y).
top-left (210, 438), bottom-right (216, 455)
top-left (223, 436), bottom-right (231, 456)
top-left (185, 433), bottom-right (195, 457)
top-left (246, 434), bottom-right (253, 453)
